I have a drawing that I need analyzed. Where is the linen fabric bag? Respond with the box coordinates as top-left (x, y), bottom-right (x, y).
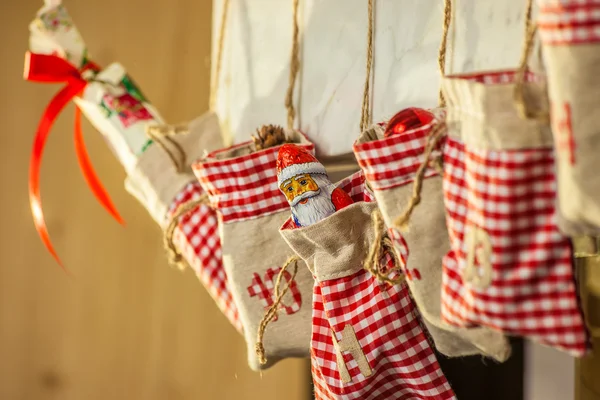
top-left (353, 117), bottom-right (510, 361)
top-left (193, 130), bottom-right (314, 370)
top-left (281, 188), bottom-right (456, 400)
top-left (440, 70), bottom-right (589, 356)
top-left (537, 0), bottom-right (600, 235)
top-left (125, 112), bottom-right (242, 332)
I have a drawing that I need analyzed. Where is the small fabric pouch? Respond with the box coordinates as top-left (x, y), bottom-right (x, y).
top-left (440, 70), bottom-right (589, 356)
top-left (353, 116), bottom-right (510, 361)
top-left (537, 0), bottom-right (600, 235)
top-left (124, 112), bottom-right (242, 332)
top-left (281, 199), bottom-right (456, 400)
top-left (125, 112), bottom-right (222, 227)
top-left (193, 131), bottom-right (314, 371)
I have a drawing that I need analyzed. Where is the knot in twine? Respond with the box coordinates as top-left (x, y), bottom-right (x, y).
top-left (255, 255), bottom-right (300, 365)
top-left (163, 195), bottom-right (211, 271)
top-left (393, 121), bottom-right (446, 231)
top-left (146, 124), bottom-right (189, 173)
top-left (364, 210), bottom-right (405, 285)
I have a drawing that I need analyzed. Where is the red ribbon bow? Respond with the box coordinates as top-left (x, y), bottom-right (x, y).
top-left (24, 51), bottom-right (125, 269)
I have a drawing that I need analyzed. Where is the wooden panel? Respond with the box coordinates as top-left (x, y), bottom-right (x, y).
top-left (576, 257), bottom-right (600, 400)
top-left (0, 1), bottom-right (309, 399)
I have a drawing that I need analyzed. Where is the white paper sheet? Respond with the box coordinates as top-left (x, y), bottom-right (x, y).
top-left (212, 0), bottom-right (531, 156)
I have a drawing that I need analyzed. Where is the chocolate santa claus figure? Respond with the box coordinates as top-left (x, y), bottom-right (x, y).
top-left (277, 144), bottom-right (353, 228)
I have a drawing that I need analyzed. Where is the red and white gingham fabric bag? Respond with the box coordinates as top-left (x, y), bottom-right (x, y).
top-left (192, 131), bottom-right (314, 371)
top-left (125, 112), bottom-right (242, 332)
top-left (281, 177), bottom-right (456, 400)
top-left (537, 0), bottom-right (600, 235)
top-left (440, 70), bottom-right (590, 356)
top-left (166, 181), bottom-right (242, 332)
top-left (353, 118), bottom-right (510, 361)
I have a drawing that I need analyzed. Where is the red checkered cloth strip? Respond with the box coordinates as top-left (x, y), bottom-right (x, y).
top-left (311, 271), bottom-right (455, 400)
top-left (441, 136), bottom-right (589, 356)
top-left (442, 70), bottom-right (545, 86)
top-left (167, 181), bottom-right (242, 333)
top-left (353, 116), bottom-right (443, 192)
top-left (192, 139), bottom-right (315, 223)
top-left (338, 170), bottom-right (374, 203)
top-left (537, 0), bottom-right (600, 45)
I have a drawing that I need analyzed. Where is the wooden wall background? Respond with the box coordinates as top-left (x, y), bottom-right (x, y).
top-left (0, 1), bottom-right (309, 399)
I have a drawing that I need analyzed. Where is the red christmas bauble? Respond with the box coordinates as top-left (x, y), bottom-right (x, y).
top-left (384, 108), bottom-right (435, 138)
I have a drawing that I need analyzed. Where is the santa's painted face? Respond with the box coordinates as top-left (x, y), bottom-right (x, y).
top-left (280, 174), bottom-right (320, 206)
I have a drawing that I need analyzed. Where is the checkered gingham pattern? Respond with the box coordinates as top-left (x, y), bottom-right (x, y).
top-left (353, 116), bottom-right (443, 192)
top-left (338, 170), bottom-right (374, 203)
top-left (537, 0), bottom-right (600, 45)
top-left (192, 139), bottom-right (315, 223)
top-left (281, 172), bottom-right (453, 399)
top-left (439, 71), bottom-right (589, 357)
top-left (167, 181), bottom-right (243, 333)
top-left (311, 270), bottom-right (455, 400)
top-left (353, 116), bottom-right (445, 280)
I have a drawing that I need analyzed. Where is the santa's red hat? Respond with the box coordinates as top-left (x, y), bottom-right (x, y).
top-left (276, 144), bottom-right (327, 186)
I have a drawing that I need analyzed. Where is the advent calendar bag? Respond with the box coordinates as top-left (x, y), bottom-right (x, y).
top-left (193, 130), bottom-right (314, 370)
top-left (124, 113), bottom-right (242, 333)
top-left (440, 70), bottom-right (589, 356)
top-left (281, 201), bottom-right (455, 400)
top-left (538, 0), bottom-right (600, 235)
top-left (353, 118), bottom-right (510, 361)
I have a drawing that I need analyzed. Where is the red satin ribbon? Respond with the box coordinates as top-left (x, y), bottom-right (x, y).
top-left (25, 51), bottom-right (124, 268)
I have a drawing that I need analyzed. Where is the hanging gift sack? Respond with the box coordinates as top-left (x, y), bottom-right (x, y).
top-left (193, 130), bottom-right (315, 370)
top-left (281, 200), bottom-right (455, 400)
top-left (439, 68), bottom-right (590, 356)
top-left (124, 112), bottom-right (242, 333)
top-left (537, 0), bottom-right (600, 235)
top-left (353, 118), bottom-right (511, 362)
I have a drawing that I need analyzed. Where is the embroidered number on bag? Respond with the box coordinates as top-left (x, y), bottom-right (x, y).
top-left (462, 225), bottom-right (493, 289)
top-left (331, 325), bottom-right (372, 384)
top-left (247, 267), bottom-right (302, 321)
top-left (553, 102), bottom-right (576, 165)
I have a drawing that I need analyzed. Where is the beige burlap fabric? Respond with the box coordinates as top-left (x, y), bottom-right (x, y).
top-left (543, 44), bottom-right (600, 235)
top-left (194, 130), bottom-right (314, 371)
top-left (125, 111), bottom-right (223, 227)
top-left (353, 120), bottom-right (510, 362)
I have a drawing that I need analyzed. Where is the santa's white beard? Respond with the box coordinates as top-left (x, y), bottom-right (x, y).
top-left (291, 175), bottom-right (336, 227)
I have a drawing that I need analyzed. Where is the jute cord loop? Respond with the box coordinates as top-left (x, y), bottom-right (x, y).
top-left (365, 210), bottom-right (405, 285)
top-left (256, 255), bottom-right (300, 365)
top-left (163, 195), bottom-right (211, 271)
top-left (393, 121), bottom-right (446, 231)
top-left (146, 124), bottom-right (189, 173)
top-left (513, 0), bottom-right (549, 122)
top-left (359, 0), bottom-right (374, 133)
top-left (438, 0), bottom-right (452, 107)
top-left (285, 0), bottom-right (301, 131)
top-left (209, 0), bottom-right (231, 112)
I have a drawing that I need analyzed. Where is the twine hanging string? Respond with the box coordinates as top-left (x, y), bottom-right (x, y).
top-left (393, 121), bottom-right (446, 231)
top-left (513, 0), bottom-right (549, 122)
top-left (256, 256), bottom-right (300, 365)
top-left (210, 0), bottom-right (231, 112)
top-left (391, 0), bottom-right (454, 230)
top-left (365, 210), bottom-right (405, 285)
top-left (145, 124), bottom-right (189, 173)
top-left (163, 195), bottom-right (211, 271)
top-left (285, 0), bottom-right (301, 131)
top-left (359, 0), bottom-right (374, 133)
top-left (438, 0), bottom-right (452, 107)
